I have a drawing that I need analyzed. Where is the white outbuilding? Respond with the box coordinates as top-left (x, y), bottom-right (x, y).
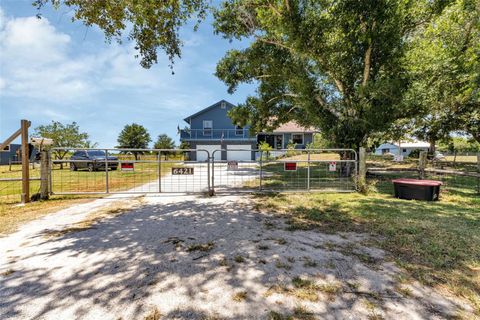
top-left (374, 141), bottom-right (431, 157)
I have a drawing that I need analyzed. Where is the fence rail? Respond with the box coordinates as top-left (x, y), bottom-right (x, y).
top-left (367, 151), bottom-right (480, 195)
top-left (212, 148), bottom-right (358, 193)
top-left (180, 128), bottom-right (256, 141)
top-left (2, 148), bottom-right (476, 205)
top-left (0, 177), bottom-right (41, 205)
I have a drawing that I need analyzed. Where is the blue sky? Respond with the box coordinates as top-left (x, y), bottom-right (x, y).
top-left (0, 0), bottom-right (254, 147)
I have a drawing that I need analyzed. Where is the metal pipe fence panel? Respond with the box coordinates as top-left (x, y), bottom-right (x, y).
top-left (49, 148), bottom-right (210, 195)
top-left (211, 151), bottom-right (260, 192)
top-left (2, 147), bottom-right (360, 202)
top-left (212, 148), bottom-right (357, 193)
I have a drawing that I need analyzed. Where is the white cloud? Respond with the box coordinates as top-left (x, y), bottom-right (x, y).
top-left (0, 9), bottom-right (174, 103)
top-left (0, 6), bottom-right (252, 148)
top-left (0, 12), bottom-right (92, 102)
top-left (0, 7), bottom-right (6, 30)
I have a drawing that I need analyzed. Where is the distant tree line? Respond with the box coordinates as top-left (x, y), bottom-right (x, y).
top-left (116, 124), bottom-right (177, 160)
top-left (34, 121), bottom-right (178, 161)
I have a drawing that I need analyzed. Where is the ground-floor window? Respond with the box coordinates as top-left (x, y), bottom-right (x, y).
top-left (257, 134), bottom-right (283, 149)
top-left (291, 133), bottom-right (304, 145)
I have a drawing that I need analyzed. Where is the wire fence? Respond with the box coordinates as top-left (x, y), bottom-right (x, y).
top-left (0, 163), bottom-right (41, 206)
top-left (212, 149), bottom-right (357, 192)
top-left (366, 153), bottom-right (480, 196)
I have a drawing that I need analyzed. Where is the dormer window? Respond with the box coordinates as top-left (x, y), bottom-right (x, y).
top-left (203, 120), bottom-right (213, 136)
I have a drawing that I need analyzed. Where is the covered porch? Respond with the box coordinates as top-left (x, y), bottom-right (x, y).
top-left (257, 133), bottom-right (285, 149)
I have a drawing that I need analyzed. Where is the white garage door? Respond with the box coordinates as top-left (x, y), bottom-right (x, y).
top-left (196, 145), bottom-right (221, 161)
top-left (227, 145), bottom-right (252, 161)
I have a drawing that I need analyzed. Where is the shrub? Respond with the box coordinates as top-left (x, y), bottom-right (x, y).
top-left (408, 149), bottom-right (422, 158)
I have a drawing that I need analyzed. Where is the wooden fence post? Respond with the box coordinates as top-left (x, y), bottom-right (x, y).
top-left (358, 147), bottom-right (367, 193)
top-left (477, 152), bottom-right (480, 194)
top-left (21, 119), bottom-right (30, 204)
top-left (40, 151), bottom-right (50, 200)
top-left (419, 151), bottom-right (427, 179)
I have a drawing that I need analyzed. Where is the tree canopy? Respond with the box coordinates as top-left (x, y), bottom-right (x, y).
top-left (36, 0), bottom-right (479, 149)
top-left (34, 121), bottom-right (93, 166)
top-left (34, 0), bottom-right (209, 68)
top-left (116, 123), bottom-right (151, 159)
top-left (154, 134), bottom-right (175, 149)
top-left (438, 136), bottom-right (480, 153)
top-left (405, 0), bottom-right (480, 146)
top-left (213, 0), bottom-right (453, 149)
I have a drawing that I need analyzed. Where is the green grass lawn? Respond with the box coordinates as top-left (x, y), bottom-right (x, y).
top-left (0, 157), bottom-right (183, 234)
top-left (1, 158), bottom-right (181, 200)
top-left (444, 155), bottom-right (478, 163)
top-left (254, 178), bottom-right (480, 315)
top-left (241, 161), bottom-right (357, 191)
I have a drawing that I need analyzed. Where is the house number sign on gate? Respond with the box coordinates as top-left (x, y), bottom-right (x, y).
top-left (172, 167), bottom-right (194, 175)
top-left (329, 162), bottom-right (337, 172)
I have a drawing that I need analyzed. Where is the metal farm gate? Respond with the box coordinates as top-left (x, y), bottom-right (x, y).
top-left (48, 148), bottom-right (357, 195)
top-left (211, 148), bottom-right (357, 193)
top-left (50, 148), bottom-right (210, 195)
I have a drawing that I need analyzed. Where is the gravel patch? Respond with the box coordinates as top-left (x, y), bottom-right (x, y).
top-left (0, 194), bottom-right (471, 319)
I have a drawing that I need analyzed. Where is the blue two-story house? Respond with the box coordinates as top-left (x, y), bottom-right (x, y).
top-left (180, 100), bottom-right (316, 161)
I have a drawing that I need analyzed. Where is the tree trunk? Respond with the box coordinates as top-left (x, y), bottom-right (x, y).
top-left (429, 138), bottom-right (436, 154)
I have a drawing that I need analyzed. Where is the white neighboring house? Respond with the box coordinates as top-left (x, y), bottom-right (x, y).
top-left (374, 141), bottom-right (431, 157)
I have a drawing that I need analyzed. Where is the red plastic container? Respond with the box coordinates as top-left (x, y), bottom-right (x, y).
top-left (392, 178), bottom-right (442, 201)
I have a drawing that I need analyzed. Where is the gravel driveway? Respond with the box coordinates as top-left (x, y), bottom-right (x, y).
top-left (0, 194), bottom-right (470, 319)
top-left (128, 162), bottom-right (259, 193)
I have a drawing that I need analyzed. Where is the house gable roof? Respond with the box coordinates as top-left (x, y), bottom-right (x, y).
top-left (271, 121), bottom-right (317, 133)
top-left (183, 100), bottom-right (236, 123)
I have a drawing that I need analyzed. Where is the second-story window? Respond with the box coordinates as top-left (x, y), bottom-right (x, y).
top-left (235, 125), bottom-right (243, 136)
top-left (203, 120), bottom-right (213, 136)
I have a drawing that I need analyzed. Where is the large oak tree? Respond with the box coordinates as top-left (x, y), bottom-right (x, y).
top-left (116, 123), bottom-right (151, 159)
top-left (34, 121), bottom-right (93, 168)
top-left (213, 0), bottom-right (449, 149)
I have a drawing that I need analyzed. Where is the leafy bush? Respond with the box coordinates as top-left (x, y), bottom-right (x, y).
top-left (286, 141), bottom-right (297, 157)
top-left (259, 141), bottom-right (274, 160)
top-left (408, 149), bottom-right (422, 158)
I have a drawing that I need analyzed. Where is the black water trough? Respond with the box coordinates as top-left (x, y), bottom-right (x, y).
top-left (392, 178), bottom-right (442, 201)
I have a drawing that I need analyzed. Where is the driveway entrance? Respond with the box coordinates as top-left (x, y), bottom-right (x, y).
top-left (48, 148), bottom-right (357, 195)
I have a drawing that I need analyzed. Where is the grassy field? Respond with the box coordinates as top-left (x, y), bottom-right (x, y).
top-left (254, 177), bottom-right (480, 316)
top-left (279, 152), bottom-right (342, 161)
top-left (1, 159), bottom-right (180, 199)
top-left (0, 195), bottom-right (101, 235)
top-left (444, 155), bottom-right (478, 163)
top-left (0, 158), bottom-right (181, 227)
top-left (254, 161), bottom-right (356, 191)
